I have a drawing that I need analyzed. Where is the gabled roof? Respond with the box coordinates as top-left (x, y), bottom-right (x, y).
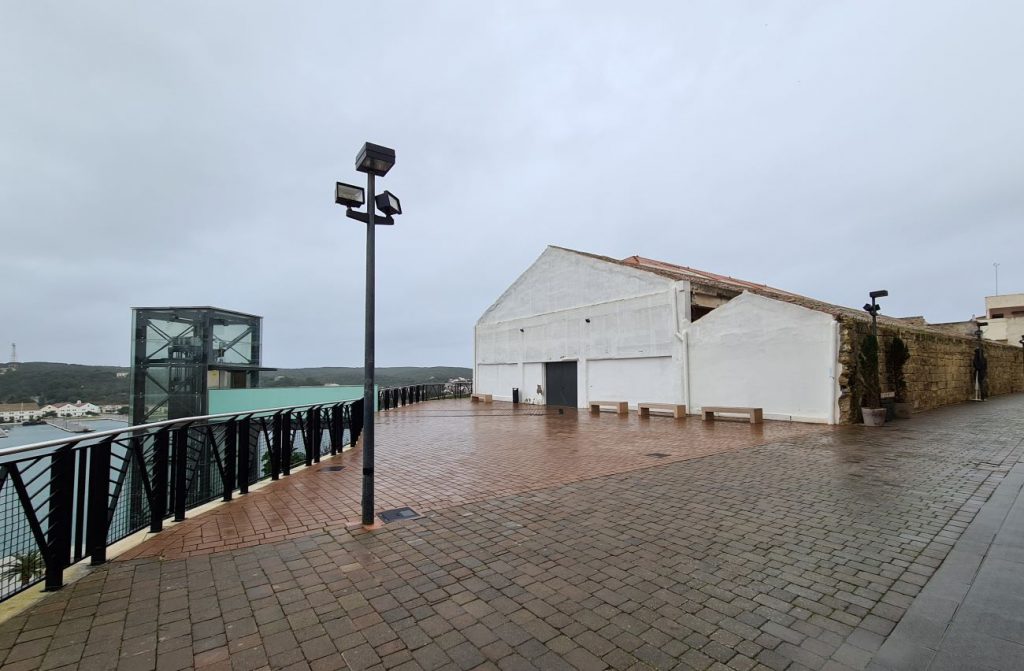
top-left (0, 402), bottom-right (40, 412)
top-left (550, 246), bottom-right (958, 334)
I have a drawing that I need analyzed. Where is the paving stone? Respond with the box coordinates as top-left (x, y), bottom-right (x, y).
top-left (3, 399), bottom-right (1024, 671)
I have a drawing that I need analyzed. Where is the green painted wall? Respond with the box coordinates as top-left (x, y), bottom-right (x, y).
top-left (208, 386), bottom-right (373, 415)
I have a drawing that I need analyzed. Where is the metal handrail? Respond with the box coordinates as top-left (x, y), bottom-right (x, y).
top-left (0, 400), bottom-right (349, 459)
top-left (0, 382), bottom-right (461, 603)
top-left (0, 398), bottom-right (365, 602)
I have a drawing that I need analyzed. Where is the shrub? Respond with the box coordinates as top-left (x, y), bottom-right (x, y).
top-left (858, 334), bottom-right (881, 408)
top-left (887, 336), bottom-right (911, 403)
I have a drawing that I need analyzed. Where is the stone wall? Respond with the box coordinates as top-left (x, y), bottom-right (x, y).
top-left (837, 318), bottom-right (1024, 423)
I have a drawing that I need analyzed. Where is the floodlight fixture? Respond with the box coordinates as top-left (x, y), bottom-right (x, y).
top-left (869, 290), bottom-right (889, 299)
top-left (375, 190), bottom-right (402, 216)
top-left (356, 142), bottom-right (396, 176)
top-left (335, 182), bottom-right (365, 208)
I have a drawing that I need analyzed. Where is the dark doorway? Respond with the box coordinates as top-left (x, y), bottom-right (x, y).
top-left (545, 361), bottom-right (578, 407)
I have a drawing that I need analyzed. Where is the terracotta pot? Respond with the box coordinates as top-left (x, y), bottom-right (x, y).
top-left (893, 402), bottom-right (912, 419)
top-left (861, 407), bottom-right (887, 426)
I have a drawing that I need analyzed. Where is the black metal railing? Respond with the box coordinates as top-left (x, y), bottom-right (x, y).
top-left (0, 399), bottom-right (363, 601)
top-left (377, 381), bottom-right (472, 410)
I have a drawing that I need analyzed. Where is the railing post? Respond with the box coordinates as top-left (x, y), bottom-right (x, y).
top-left (172, 426), bottom-right (188, 522)
top-left (151, 429), bottom-right (169, 532)
top-left (87, 438), bottom-right (112, 565)
top-left (45, 445), bottom-right (75, 590)
top-left (238, 416), bottom-right (251, 494)
top-left (311, 408), bottom-right (321, 463)
top-left (282, 411), bottom-right (292, 476)
top-left (351, 399), bottom-right (364, 446)
top-left (74, 450), bottom-right (87, 562)
top-left (271, 412), bottom-right (282, 480)
top-left (223, 418), bottom-right (236, 502)
top-left (331, 406), bottom-right (342, 455)
top-left (305, 408), bottom-right (315, 467)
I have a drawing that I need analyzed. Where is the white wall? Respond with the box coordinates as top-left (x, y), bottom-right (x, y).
top-left (475, 247), bottom-right (690, 407)
top-left (688, 292), bottom-right (836, 423)
top-left (587, 357), bottom-right (678, 408)
top-left (476, 364), bottom-right (519, 400)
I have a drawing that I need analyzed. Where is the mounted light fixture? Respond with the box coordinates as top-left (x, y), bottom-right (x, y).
top-left (863, 289), bottom-right (888, 337)
top-left (375, 190), bottom-right (402, 216)
top-left (335, 182), bottom-right (365, 208)
top-left (356, 142), bottom-right (396, 176)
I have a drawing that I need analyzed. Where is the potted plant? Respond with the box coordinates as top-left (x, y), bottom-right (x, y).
top-left (887, 335), bottom-right (912, 418)
top-left (858, 333), bottom-right (886, 426)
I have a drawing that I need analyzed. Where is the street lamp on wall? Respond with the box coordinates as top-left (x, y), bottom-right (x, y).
top-left (335, 141), bottom-right (403, 528)
top-left (863, 289), bottom-right (888, 338)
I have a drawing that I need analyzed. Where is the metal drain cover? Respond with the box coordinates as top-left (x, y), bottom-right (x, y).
top-left (320, 465), bottom-right (345, 472)
top-left (646, 453), bottom-right (670, 458)
top-left (379, 507), bottom-right (421, 523)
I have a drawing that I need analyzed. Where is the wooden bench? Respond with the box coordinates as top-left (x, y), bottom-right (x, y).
top-left (701, 406), bottom-right (763, 424)
top-left (470, 393), bottom-right (493, 403)
top-left (638, 403), bottom-right (687, 419)
top-left (589, 400), bottom-right (628, 415)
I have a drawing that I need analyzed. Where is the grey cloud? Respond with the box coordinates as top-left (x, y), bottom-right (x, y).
top-left (1, 1), bottom-right (1021, 366)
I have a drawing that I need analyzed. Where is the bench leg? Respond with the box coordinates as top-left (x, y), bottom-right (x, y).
top-left (616, 403), bottom-right (627, 415)
top-left (639, 407), bottom-right (649, 418)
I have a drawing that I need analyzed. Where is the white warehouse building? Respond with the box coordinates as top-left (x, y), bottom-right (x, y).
top-left (474, 246), bottom-right (842, 423)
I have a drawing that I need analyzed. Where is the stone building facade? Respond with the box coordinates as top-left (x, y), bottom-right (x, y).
top-left (837, 318), bottom-right (1024, 423)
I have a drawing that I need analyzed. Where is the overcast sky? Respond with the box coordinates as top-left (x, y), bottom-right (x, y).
top-left (2, 2), bottom-right (1022, 368)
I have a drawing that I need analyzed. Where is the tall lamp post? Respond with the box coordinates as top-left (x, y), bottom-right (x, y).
top-left (863, 289), bottom-right (888, 337)
top-left (335, 142), bottom-right (403, 527)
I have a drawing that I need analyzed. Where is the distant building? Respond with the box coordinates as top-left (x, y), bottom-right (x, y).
top-left (40, 401), bottom-right (101, 418)
top-left (0, 402), bottom-right (42, 422)
top-left (982, 294), bottom-right (1024, 344)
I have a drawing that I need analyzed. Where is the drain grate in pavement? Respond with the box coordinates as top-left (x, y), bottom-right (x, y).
top-left (646, 453), bottom-right (670, 458)
top-left (320, 465), bottom-right (345, 472)
top-left (379, 507), bottom-right (421, 523)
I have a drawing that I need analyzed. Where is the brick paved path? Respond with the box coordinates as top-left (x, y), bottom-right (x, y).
top-left (119, 401), bottom-right (822, 560)
top-left (1, 396), bottom-right (1022, 671)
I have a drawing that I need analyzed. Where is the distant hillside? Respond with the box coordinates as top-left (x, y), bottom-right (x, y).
top-left (0, 362), bottom-right (130, 404)
top-left (0, 362), bottom-right (472, 405)
top-left (263, 366), bottom-right (472, 389)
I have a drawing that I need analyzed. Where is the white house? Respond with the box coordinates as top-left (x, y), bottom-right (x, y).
top-left (0, 403), bottom-right (42, 423)
top-left (40, 401), bottom-right (102, 418)
top-left (981, 293), bottom-right (1024, 345)
top-left (474, 246), bottom-right (841, 423)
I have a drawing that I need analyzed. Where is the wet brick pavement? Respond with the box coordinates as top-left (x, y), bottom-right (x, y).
top-left (117, 401), bottom-right (823, 561)
top-left (0, 396), bottom-right (1021, 670)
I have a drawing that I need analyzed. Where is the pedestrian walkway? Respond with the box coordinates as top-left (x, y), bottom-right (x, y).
top-left (118, 402), bottom-right (822, 561)
top-left (870, 460), bottom-right (1024, 670)
top-left (0, 396), bottom-right (1021, 671)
